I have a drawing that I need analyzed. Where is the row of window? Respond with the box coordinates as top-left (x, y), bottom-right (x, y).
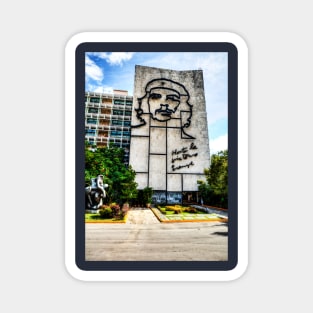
top-left (86, 129), bottom-right (131, 137)
top-left (86, 119), bottom-right (131, 127)
top-left (114, 100), bottom-right (132, 106)
top-left (85, 97), bottom-right (133, 105)
top-left (87, 107), bottom-right (132, 115)
top-left (111, 142), bottom-right (130, 147)
top-left (112, 110), bottom-right (131, 116)
top-left (110, 130), bottom-right (131, 137)
top-left (110, 141), bottom-right (130, 148)
top-left (88, 138), bottom-right (108, 143)
top-left (111, 120), bottom-right (131, 126)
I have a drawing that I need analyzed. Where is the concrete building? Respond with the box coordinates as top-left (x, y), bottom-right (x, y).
top-left (129, 65), bottom-right (210, 204)
top-left (85, 90), bottom-right (132, 164)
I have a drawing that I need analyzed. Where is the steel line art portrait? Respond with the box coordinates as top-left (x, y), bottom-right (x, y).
top-left (132, 78), bottom-right (195, 139)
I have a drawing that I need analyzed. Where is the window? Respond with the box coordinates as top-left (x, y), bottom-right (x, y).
top-left (88, 108), bottom-right (98, 114)
top-left (110, 130), bottom-right (123, 137)
top-left (111, 120), bottom-right (131, 126)
top-left (85, 129), bottom-right (96, 136)
top-left (111, 120), bottom-right (123, 126)
top-left (124, 111), bottom-right (131, 116)
top-left (90, 98), bottom-right (100, 103)
top-left (87, 118), bottom-right (97, 124)
top-left (114, 100), bottom-right (125, 105)
top-left (113, 110), bottom-right (123, 116)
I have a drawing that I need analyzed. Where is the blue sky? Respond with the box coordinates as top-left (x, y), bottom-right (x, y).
top-left (85, 52), bottom-right (228, 155)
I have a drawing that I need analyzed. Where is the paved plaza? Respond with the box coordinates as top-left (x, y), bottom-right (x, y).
top-left (85, 208), bottom-right (228, 261)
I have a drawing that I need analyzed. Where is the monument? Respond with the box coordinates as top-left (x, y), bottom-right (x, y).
top-left (85, 175), bottom-right (108, 211)
top-left (129, 65), bottom-right (210, 204)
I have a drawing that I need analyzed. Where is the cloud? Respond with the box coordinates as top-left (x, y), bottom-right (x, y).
top-left (92, 86), bottom-right (114, 94)
top-left (140, 52), bottom-right (228, 126)
top-left (210, 134), bottom-right (228, 155)
top-left (85, 55), bottom-right (103, 82)
top-left (91, 52), bottom-right (134, 66)
top-left (107, 52), bottom-right (134, 65)
top-left (198, 54), bottom-right (228, 126)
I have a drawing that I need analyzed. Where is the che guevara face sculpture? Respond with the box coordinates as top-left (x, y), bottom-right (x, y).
top-left (148, 87), bottom-right (181, 122)
top-left (133, 78), bottom-right (194, 138)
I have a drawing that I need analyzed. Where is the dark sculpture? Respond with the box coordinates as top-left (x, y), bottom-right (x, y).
top-left (132, 78), bottom-right (195, 139)
top-left (85, 175), bottom-right (108, 210)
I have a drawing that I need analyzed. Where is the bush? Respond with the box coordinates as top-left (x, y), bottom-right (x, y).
top-left (142, 187), bottom-right (153, 205)
top-left (99, 205), bottom-right (113, 218)
top-left (110, 203), bottom-right (121, 217)
top-left (183, 207), bottom-right (198, 213)
top-left (166, 205), bottom-right (182, 214)
top-left (160, 207), bottom-right (167, 214)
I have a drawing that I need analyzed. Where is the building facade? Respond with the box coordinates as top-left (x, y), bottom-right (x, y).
top-left (85, 90), bottom-right (132, 164)
top-left (129, 65), bottom-right (210, 204)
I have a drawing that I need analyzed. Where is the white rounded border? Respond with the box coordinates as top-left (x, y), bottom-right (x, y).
top-left (65, 32), bottom-right (248, 281)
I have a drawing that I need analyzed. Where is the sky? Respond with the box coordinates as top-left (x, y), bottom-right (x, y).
top-left (85, 52), bottom-right (228, 155)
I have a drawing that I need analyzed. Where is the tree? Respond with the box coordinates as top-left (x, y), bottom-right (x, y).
top-left (85, 144), bottom-right (138, 205)
top-left (119, 165), bottom-right (138, 204)
top-left (197, 179), bottom-right (213, 204)
top-left (198, 150), bottom-right (228, 208)
top-left (142, 186), bottom-right (153, 207)
top-left (207, 150), bottom-right (228, 196)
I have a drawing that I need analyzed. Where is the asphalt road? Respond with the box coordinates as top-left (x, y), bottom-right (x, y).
top-left (85, 208), bottom-right (228, 261)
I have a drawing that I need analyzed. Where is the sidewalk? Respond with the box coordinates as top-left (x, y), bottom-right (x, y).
top-left (126, 207), bottom-right (160, 224)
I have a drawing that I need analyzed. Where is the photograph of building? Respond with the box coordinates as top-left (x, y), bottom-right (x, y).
top-left (85, 89), bottom-right (133, 164)
top-left (82, 48), bottom-right (230, 265)
top-left (85, 51), bottom-right (228, 205)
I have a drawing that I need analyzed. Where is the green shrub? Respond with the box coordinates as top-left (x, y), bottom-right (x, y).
top-left (160, 208), bottom-right (167, 214)
top-left (99, 205), bottom-right (113, 218)
top-left (142, 187), bottom-right (153, 205)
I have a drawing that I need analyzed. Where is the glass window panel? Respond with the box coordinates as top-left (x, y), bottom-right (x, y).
top-left (90, 98), bottom-right (100, 103)
top-left (87, 118), bottom-right (97, 124)
top-left (88, 108), bottom-right (98, 113)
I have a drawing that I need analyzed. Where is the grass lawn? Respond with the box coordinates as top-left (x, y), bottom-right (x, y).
top-left (85, 213), bottom-right (126, 223)
top-left (154, 205), bottom-right (228, 222)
